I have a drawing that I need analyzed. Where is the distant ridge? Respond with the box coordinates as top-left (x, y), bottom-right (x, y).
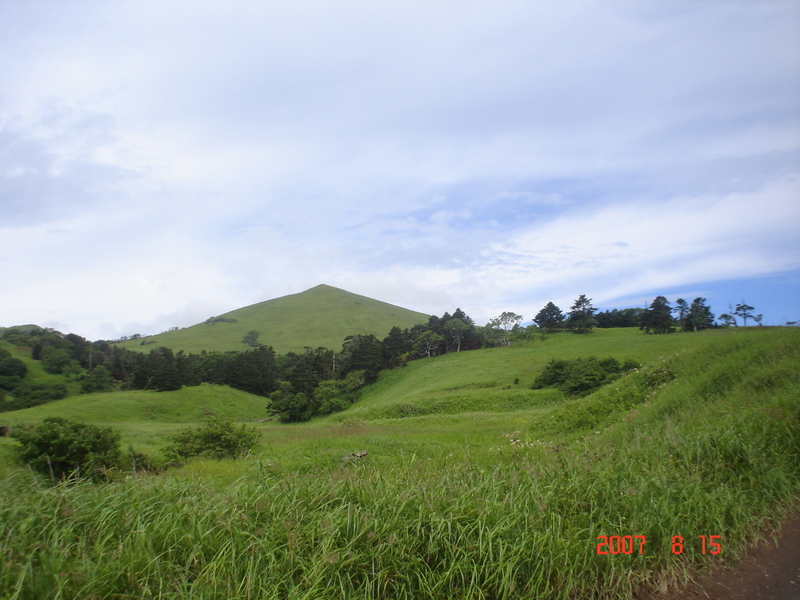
top-left (116, 284), bottom-right (431, 355)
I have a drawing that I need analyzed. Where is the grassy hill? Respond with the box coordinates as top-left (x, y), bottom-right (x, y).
top-left (1, 327), bottom-right (798, 599)
top-left (116, 284), bottom-right (431, 355)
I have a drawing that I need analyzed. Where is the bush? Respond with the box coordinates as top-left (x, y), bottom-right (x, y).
top-left (0, 381), bottom-right (68, 412)
top-left (0, 357), bottom-right (27, 390)
top-left (164, 414), bottom-right (260, 461)
top-left (80, 365), bottom-right (114, 393)
top-left (11, 417), bottom-right (122, 482)
top-left (532, 356), bottom-right (639, 396)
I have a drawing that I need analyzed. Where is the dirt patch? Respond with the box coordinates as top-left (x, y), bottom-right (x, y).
top-left (638, 510), bottom-right (800, 600)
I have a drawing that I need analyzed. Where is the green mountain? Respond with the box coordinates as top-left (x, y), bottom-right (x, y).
top-left (117, 284), bottom-right (431, 355)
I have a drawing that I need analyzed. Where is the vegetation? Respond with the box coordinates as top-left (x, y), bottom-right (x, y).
top-left (11, 417), bottom-right (122, 482)
top-left (164, 414), bottom-right (260, 461)
top-left (116, 284), bottom-right (431, 355)
top-left (0, 327), bottom-right (796, 599)
top-left (532, 356), bottom-right (640, 396)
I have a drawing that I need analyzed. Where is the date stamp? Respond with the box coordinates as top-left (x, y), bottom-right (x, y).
top-left (596, 535), bottom-right (721, 555)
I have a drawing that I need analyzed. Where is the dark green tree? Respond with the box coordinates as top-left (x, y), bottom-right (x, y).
top-left (144, 347), bottom-right (182, 392)
top-left (640, 296), bottom-right (674, 334)
top-left (594, 308), bottom-right (643, 328)
top-left (80, 365), bottom-right (114, 394)
top-left (686, 297), bottom-right (715, 331)
top-left (533, 302), bottom-right (565, 331)
top-left (40, 347), bottom-right (74, 374)
top-left (0, 356), bottom-right (27, 390)
top-left (268, 381), bottom-right (313, 423)
top-left (382, 326), bottom-right (413, 367)
top-left (339, 334), bottom-right (384, 382)
top-left (566, 295), bottom-right (596, 334)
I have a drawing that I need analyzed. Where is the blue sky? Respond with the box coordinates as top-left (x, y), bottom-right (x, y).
top-left (1, 1), bottom-right (799, 340)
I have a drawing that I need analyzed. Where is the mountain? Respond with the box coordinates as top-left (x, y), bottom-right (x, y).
top-left (116, 284), bottom-right (431, 355)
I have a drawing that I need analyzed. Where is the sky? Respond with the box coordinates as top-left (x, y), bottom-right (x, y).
top-left (1, 1), bottom-right (799, 341)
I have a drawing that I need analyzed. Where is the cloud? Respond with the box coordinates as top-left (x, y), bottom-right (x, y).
top-left (0, 1), bottom-right (798, 338)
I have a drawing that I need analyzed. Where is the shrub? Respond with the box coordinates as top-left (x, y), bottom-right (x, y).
top-left (164, 414), bottom-right (260, 461)
top-left (0, 381), bottom-right (68, 412)
top-left (532, 356), bottom-right (639, 396)
top-left (11, 417), bottom-right (122, 482)
top-left (0, 356), bottom-right (27, 390)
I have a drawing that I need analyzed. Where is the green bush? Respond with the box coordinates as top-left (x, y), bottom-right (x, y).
top-left (11, 417), bottom-right (122, 482)
top-left (532, 356), bottom-right (639, 396)
top-left (164, 414), bottom-right (260, 461)
top-left (0, 381), bottom-right (68, 412)
top-left (0, 356), bottom-right (27, 390)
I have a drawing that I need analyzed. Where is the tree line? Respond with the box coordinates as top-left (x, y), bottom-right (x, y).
top-left (0, 295), bottom-right (759, 418)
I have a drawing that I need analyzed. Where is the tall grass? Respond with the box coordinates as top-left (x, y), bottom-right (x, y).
top-left (0, 328), bottom-right (798, 599)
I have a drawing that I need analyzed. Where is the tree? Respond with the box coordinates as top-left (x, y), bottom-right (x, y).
top-left (444, 318), bottom-right (469, 352)
top-left (686, 298), bottom-right (715, 332)
top-left (80, 365), bottom-right (114, 394)
top-left (242, 330), bottom-right (262, 347)
top-left (734, 303), bottom-right (755, 326)
top-left (414, 330), bottom-right (445, 358)
top-left (565, 295), bottom-right (596, 334)
top-left (144, 347), bottom-right (182, 392)
top-left (382, 326), bottom-right (413, 367)
top-left (533, 302), bottom-right (564, 331)
top-left (339, 334), bottom-right (384, 382)
top-left (718, 313), bottom-right (737, 327)
top-left (673, 298), bottom-right (689, 331)
top-left (640, 296), bottom-right (674, 334)
top-left (594, 308), bottom-right (643, 328)
top-left (487, 312), bottom-right (523, 346)
top-left (268, 381), bottom-right (313, 423)
top-left (40, 347), bottom-right (74, 374)
top-left (0, 356), bottom-right (27, 391)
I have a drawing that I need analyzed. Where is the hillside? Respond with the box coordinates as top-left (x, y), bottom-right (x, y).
top-left (0, 327), bottom-right (798, 599)
top-left (116, 284), bottom-right (431, 355)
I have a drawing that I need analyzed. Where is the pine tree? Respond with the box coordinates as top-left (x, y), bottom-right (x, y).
top-left (534, 302), bottom-right (565, 331)
top-left (640, 296), bottom-right (674, 334)
top-left (566, 295), bottom-right (596, 334)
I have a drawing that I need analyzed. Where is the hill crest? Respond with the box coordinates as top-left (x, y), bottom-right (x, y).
top-left (117, 284), bottom-right (431, 355)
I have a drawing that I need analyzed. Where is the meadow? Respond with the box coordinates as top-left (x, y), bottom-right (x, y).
top-left (0, 327), bottom-right (798, 599)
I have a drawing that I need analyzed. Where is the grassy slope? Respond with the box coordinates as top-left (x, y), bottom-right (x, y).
top-left (333, 327), bottom-right (703, 420)
top-left (0, 340), bottom-right (81, 397)
top-left (116, 284), bottom-right (431, 355)
top-left (0, 327), bottom-right (798, 599)
top-left (0, 384), bottom-right (271, 460)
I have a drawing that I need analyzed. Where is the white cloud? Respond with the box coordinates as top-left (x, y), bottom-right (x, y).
top-left (0, 1), bottom-right (798, 337)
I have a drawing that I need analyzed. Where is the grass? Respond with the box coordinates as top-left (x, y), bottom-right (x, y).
top-left (116, 284), bottom-right (430, 355)
top-left (0, 327), bottom-right (798, 599)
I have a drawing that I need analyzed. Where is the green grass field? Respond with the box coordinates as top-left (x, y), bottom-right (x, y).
top-left (116, 284), bottom-right (431, 355)
top-left (1, 327), bottom-right (798, 599)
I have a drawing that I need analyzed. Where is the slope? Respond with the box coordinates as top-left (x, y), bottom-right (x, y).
top-left (117, 284), bottom-right (431, 355)
top-left (1, 327), bottom-right (798, 600)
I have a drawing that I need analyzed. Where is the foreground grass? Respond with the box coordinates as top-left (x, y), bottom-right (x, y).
top-left (0, 328), bottom-right (798, 599)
